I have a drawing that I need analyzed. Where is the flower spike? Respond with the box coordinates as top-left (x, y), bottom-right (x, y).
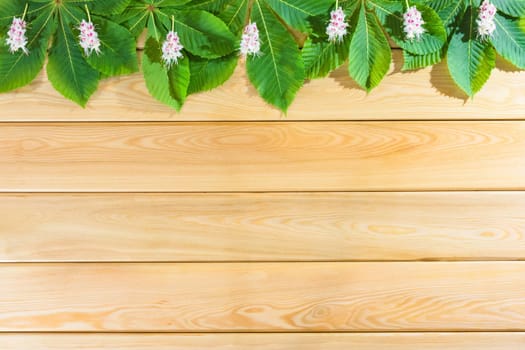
top-left (6, 4), bottom-right (29, 55)
top-left (326, 7), bottom-right (348, 43)
top-left (240, 22), bottom-right (261, 58)
top-left (477, 0), bottom-right (497, 40)
top-left (403, 5), bottom-right (425, 41)
top-left (162, 16), bottom-right (184, 68)
top-left (78, 6), bottom-right (101, 56)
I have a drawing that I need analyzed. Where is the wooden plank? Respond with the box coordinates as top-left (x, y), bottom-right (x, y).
top-left (2, 192), bottom-right (525, 262)
top-left (1, 122), bottom-right (525, 192)
top-left (1, 262), bottom-right (524, 332)
top-left (1, 52), bottom-right (524, 121)
top-left (2, 333), bottom-right (525, 349)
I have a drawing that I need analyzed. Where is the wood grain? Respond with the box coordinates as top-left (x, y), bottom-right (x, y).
top-left (2, 192), bottom-right (525, 262)
top-left (2, 333), bottom-right (525, 349)
top-left (1, 52), bottom-right (524, 121)
top-left (1, 122), bottom-right (525, 192)
top-left (1, 262), bottom-right (525, 332)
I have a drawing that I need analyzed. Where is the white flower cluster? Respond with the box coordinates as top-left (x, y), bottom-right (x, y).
top-left (240, 22), bottom-right (261, 57)
top-left (326, 7), bottom-right (348, 43)
top-left (477, 0), bottom-right (497, 40)
top-left (78, 20), bottom-right (101, 56)
top-left (403, 6), bottom-right (425, 41)
top-left (162, 31), bottom-right (184, 68)
top-left (6, 17), bottom-right (28, 54)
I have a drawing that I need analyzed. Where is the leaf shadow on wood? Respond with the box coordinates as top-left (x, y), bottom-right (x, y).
top-left (428, 61), bottom-right (469, 102)
top-left (327, 64), bottom-right (374, 94)
top-left (496, 56), bottom-right (521, 73)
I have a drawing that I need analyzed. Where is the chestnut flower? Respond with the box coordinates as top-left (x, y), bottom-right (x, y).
top-left (162, 31), bottom-right (184, 68)
top-left (240, 22), bottom-right (261, 57)
top-left (403, 6), bottom-right (425, 41)
top-left (477, 0), bottom-right (497, 40)
top-left (6, 17), bottom-right (28, 54)
top-left (78, 20), bottom-right (101, 56)
top-left (326, 7), bottom-right (348, 43)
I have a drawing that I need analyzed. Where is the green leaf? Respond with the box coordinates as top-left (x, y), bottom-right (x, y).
top-left (91, 0), bottom-right (133, 15)
top-left (426, 0), bottom-right (456, 11)
top-left (154, 0), bottom-right (193, 7)
top-left (47, 11), bottom-right (100, 107)
top-left (492, 0), bottom-right (525, 17)
top-left (371, 0), bottom-right (447, 55)
top-left (492, 12), bottom-right (525, 69)
top-left (402, 50), bottom-right (442, 70)
top-left (302, 37), bottom-right (350, 79)
top-left (0, 8), bottom-right (54, 93)
top-left (115, 5), bottom-right (150, 37)
top-left (265, 0), bottom-right (332, 32)
top-left (247, 0), bottom-right (305, 112)
top-left (171, 10), bottom-right (237, 58)
top-left (447, 5), bottom-right (495, 96)
top-left (435, 0), bottom-right (466, 35)
top-left (218, 0), bottom-right (250, 34)
top-left (188, 53), bottom-right (238, 94)
top-left (169, 55), bottom-right (191, 106)
top-left (348, 4), bottom-right (391, 92)
top-left (142, 36), bottom-right (190, 110)
top-left (85, 18), bottom-right (139, 76)
top-left (0, 1), bottom-right (24, 27)
top-left (187, 0), bottom-right (230, 13)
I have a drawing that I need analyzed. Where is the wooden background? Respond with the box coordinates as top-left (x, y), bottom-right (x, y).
top-left (1, 50), bottom-right (525, 349)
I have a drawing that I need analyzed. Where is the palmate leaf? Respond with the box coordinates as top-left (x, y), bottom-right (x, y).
top-left (247, 0), bottom-right (305, 112)
top-left (218, 0), bottom-right (250, 34)
top-left (187, 0), bottom-right (231, 12)
top-left (265, 0), bottom-right (332, 32)
top-left (188, 53), bottom-right (237, 94)
top-left (492, 0), bottom-right (525, 17)
top-left (143, 36), bottom-right (190, 110)
top-left (492, 12), bottom-right (525, 69)
top-left (302, 37), bottom-right (350, 79)
top-left (0, 7), bottom-right (54, 93)
top-left (85, 17), bottom-right (138, 76)
top-left (447, 5), bottom-right (496, 97)
top-left (371, 0), bottom-right (447, 55)
top-left (0, 1), bottom-right (25, 27)
top-left (402, 50), bottom-right (442, 70)
top-left (90, 0), bottom-right (133, 15)
top-left (47, 10), bottom-right (100, 107)
top-left (433, 0), bottom-right (466, 35)
top-left (348, 3), bottom-right (391, 92)
top-left (169, 10), bottom-right (237, 58)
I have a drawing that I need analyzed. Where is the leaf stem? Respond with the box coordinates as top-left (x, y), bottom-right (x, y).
top-left (85, 4), bottom-right (91, 23)
top-left (22, 3), bottom-right (28, 20)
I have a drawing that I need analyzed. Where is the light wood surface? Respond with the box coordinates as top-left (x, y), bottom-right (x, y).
top-left (1, 122), bottom-right (525, 192)
top-left (1, 262), bottom-right (524, 332)
top-left (2, 333), bottom-right (525, 350)
top-left (1, 52), bottom-right (524, 121)
top-left (1, 192), bottom-right (525, 262)
top-left (2, 38), bottom-right (525, 348)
